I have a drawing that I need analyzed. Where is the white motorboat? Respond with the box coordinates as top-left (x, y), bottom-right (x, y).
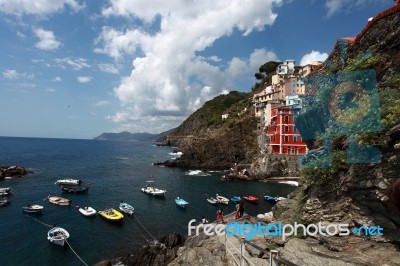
top-left (78, 206), bottom-right (96, 216)
top-left (55, 179), bottom-right (82, 185)
top-left (141, 181), bottom-right (166, 196)
top-left (0, 187), bottom-right (13, 194)
top-left (22, 204), bottom-right (44, 213)
top-left (119, 202), bottom-right (134, 215)
top-left (47, 227), bottom-right (70, 246)
top-left (216, 194), bottom-right (229, 205)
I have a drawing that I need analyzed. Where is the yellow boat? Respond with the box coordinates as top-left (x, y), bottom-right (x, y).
top-left (98, 208), bottom-right (124, 222)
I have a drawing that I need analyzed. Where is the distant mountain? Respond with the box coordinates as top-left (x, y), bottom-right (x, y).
top-left (94, 128), bottom-right (175, 142)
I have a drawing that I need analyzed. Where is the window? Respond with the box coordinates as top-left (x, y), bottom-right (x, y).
top-left (293, 136), bottom-right (297, 142)
top-left (288, 147), bottom-right (291, 154)
top-left (284, 125), bottom-right (289, 132)
top-left (284, 136), bottom-right (289, 142)
top-left (284, 115), bottom-right (289, 122)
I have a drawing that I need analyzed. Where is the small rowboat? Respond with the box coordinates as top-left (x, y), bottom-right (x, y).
top-left (55, 179), bottom-right (82, 185)
top-left (79, 206), bottom-right (96, 216)
top-left (48, 195), bottom-right (71, 206)
top-left (216, 194), bottom-right (229, 205)
top-left (231, 196), bottom-right (241, 203)
top-left (243, 195), bottom-right (259, 203)
top-left (47, 227), bottom-right (70, 246)
top-left (61, 186), bottom-right (89, 194)
top-left (119, 202), bottom-right (134, 215)
top-left (98, 208), bottom-right (124, 222)
top-left (175, 197), bottom-right (189, 208)
top-left (22, 204), bottom-right (44, 213)
top-left (207, 197), bottom-right (218, 205)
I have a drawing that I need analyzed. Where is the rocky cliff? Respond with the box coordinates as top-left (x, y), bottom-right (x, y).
top-left (159, 91), bottom-right (258, 169)
top-left (269, 4), bottom-right (400, 265)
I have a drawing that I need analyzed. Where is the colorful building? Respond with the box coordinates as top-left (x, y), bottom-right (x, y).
top-left (266, 106), bottom-right (308, 155)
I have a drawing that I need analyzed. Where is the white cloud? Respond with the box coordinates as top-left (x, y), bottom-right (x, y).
top-left (0, 0), bottom-right (84, 16)
top-left (325, 0), bottom-right (380, 17)
top-left (2, 69), bottom-right (34, 79)
top-left (94, 100), bottom-right (110, 107)
top-left (300, 50), bottom-right (328, 66)
top-left (55, 57), bottom-right (90, 70)
top-left (34, 28), bottom-right (60, 51)
top-left (77, 76), bottom-right (92, 83)
top-left (46, 87), bottom-right (57, 92)
top-left (98, 0), bottom-right (283, 131)
top-left (249, 48), bottom-right (279, 71)
top-left (98, 63), bottom-right (119, 74)
top-left (52, 76), bottom-right (62, 82)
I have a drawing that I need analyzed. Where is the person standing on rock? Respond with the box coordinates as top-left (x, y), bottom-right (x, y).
top-left (216, 208), bottom-right (224, 223)
top-left (235, 203), bottom-right (240, 219)
top-left (238, 201), bottom-right (244, 218)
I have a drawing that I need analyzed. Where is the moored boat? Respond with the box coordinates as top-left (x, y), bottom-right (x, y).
top-left (119, 202), bottom-right (134, 215)
top-left (98, 208), bottom-right (124, 222)
top-left (263, 195), bottom-right (277, 203)
top-left (207, 197), bottom-right (218, 205)
top-left (276, 196), bottom-right (286, 201)
top-left (61, 186), bottom-right (89, 194)
top-left (47, 227), bottom-right (69, 246)
top-left (48, 195), bottom-right (71, 206)
top-left (243, 195), bottom-right (259, 203)
top-left (231, 196), bottom-right (241, 203)
top-left (78, 206), bottom-right (96, 216)
top-left (141, 181), bottom-right (166, 196)
top-left (55, 179), bottom-right (82, 185)
top-left (0, 187), bottom-right (13, 194)
top-left (216, 194), bottom-right (229, 205)
top-left (175, 197), bottom-right (189, 208)
top-left (22, 204), bottom-right (44, 213)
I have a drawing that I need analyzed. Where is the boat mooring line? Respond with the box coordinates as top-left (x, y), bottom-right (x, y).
top-left (25, 215), bottom-right (88, 266)
top-left (134, 215), bottom-right (157, 241)
top-left (65, 240), bottom-right (88, 266)
top-left (24, 214), bottom-right (53, 228)
top-left (126, 215), bottom-right (151, 242)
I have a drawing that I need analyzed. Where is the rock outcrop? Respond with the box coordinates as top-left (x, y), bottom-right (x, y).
top-left (0, 165), bottom-right (32, 180)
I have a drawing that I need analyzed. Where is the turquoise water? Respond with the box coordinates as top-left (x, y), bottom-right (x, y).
top-left (0, 137), bottom-right (296, 265)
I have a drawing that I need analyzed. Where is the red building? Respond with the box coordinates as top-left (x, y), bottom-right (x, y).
top-left (266, 106), bottom-right (308, 155)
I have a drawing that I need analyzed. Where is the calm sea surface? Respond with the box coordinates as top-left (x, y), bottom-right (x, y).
top-left (0, 137), bottom-right (296, 265)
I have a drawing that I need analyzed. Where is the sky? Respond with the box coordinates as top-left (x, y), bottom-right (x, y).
top-left (0, 0), bottom-right (393, 139)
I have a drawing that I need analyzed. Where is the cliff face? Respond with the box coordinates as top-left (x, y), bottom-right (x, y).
top-left (271, 6), bottom-right (400, 265)
top-left (162, 91), bottom-right (258, 169)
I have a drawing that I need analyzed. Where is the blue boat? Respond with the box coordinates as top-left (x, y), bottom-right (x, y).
top-left (175, 197), bottom-right (189, 208)
top-left (263, 195), bottom-right (277, 203)
top-left (231, 196), bottom-right (241, 203)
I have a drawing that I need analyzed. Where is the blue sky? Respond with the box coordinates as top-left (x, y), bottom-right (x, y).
top-left (0, 0), bottom-right (393, 139)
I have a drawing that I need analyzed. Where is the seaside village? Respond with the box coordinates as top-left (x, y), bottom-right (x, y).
top-left (252, 59), bottom-right (322, 156)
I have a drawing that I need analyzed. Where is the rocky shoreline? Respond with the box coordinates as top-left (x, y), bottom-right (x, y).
top-left (0, 165), bottom-right (32, 180)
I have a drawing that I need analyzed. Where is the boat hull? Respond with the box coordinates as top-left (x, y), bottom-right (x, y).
top-left (216, 195), bottom-right (229, 205)
top-left (79, 207), bottom-right (96, 216)
top-left (48, 196), bottom-right (71, 206)
top-left (175, 198), bottom-right (188, 208)
top-left (243, 196), bottom-right (259, 203)
top-left (119, 203), bottom-right (134, 215)
top-left (62, 187), bottom-right (89, 194)
top-left (47, 227), bottom-right (69, 247)
top-left (55, 179), bottom-right (82, 185)
top-left (99, 208), bottom-right (124, 222)
top-left (141, 187), bottom-right (166, 196)
top-left (22, 205), bottom-right (43, 213)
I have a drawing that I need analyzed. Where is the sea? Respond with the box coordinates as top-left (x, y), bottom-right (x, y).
top-left (0, 137), bottom-right (296, 266)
